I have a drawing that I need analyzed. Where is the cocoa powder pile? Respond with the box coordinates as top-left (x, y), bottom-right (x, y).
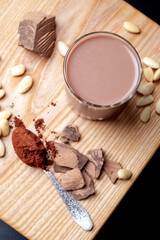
top-left (12, 117), bottom-right (55, 169)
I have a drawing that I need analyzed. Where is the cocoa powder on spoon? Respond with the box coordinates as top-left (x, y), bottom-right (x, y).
top-left (12, 117), bottom-right (55, 169)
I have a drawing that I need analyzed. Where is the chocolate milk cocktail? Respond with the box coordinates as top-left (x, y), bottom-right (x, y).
top-left (63, 32), bottom-right (142, 120)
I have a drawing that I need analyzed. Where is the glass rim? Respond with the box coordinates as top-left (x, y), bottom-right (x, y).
top-left (63, 31), bottom-right (142, 109)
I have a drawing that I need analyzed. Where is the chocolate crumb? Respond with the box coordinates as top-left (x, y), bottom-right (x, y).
top-left (10, 103), bottom-right (15, 108)
top-left (14, 116), bottom-right (25, 128)
top-left (38, 133), bottom-right (43, 139)
top-left (35, 118), bottom-right (45, 131)
top-left (34, 118), bottom-right (46, 137)
top-left (60, 125), bottom-right (81, 143)
top-left (51, 102), bottom-right (56, 106)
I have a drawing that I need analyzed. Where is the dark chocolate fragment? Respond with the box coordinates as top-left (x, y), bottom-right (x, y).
top-left (18, 12), bottom-right (56, 57)
top-left (103, 159), bottom-right (122, 183)
top-left (70, 170), bottom-right (95, 200)
top-left (60, 125), bottom-right (81, 143)
top-left (85, 148), bottom-right (104, 179)
top-left (59, 168), bottom-right (85, 191)
top-left (53, 142), bottom-right (88, 169)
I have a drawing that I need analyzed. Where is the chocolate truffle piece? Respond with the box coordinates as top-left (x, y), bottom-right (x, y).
top-left (85, 148), bottom-right (104, 179)
top-left (18, 11), bottom-right (56, 57)
top-left (53, 142), bottom-right (88, 170)
top-left (103, 159), bottom-right (122, 183)
top-left (59, 168), bottom-right (85, 191)
top-left (70, 170), bottom-right (95, 200)
top-left (60, 125), bottom-right (81, 143)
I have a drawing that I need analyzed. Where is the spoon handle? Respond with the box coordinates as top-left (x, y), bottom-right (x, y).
top-left (44, 170), bottom-right (93, 231)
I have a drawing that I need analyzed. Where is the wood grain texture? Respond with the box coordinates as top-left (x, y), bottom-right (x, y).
top-left (0, 0), bottom-right (160, 239)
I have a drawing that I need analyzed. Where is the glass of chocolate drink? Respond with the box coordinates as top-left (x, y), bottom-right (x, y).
top-left (63, 32), bottom-right (142, 120)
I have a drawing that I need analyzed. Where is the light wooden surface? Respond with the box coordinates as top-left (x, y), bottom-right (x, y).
top-left (0, 0), bottom-right (160, 239)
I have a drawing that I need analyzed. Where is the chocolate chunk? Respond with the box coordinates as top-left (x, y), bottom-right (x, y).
top-left (53, 163), bottom-right (71, 173)
top-left (70, 170), bottom-right (95, 200)
top-left (85, 148), bottom-right (104, 179)
top-left (53, 142), bottom-right (88, 169)
top-left (60, 125), bottom-right (81, 143)
top-left (103, 159), bottom-right (122, 183)
top-left (59, 168), bottom-right (85, 191)
top-left (18, 12), bottom-right (56, 57)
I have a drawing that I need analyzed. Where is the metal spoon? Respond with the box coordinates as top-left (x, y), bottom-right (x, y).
top-left (44, 170), bottom-right (93, 231)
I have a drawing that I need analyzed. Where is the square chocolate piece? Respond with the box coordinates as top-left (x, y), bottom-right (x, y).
top-left (18, 12), bottom-right (56, 57)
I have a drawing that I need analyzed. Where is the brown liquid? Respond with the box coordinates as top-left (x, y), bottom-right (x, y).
top-left (67, 36), bottom-right (139, 105)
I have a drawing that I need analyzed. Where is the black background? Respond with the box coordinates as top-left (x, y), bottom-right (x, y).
top-left (0, 0), bottom-right (159, 239)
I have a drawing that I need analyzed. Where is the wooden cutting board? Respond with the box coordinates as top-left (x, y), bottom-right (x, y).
top-left (0, 0), bottom-right (160, 239)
